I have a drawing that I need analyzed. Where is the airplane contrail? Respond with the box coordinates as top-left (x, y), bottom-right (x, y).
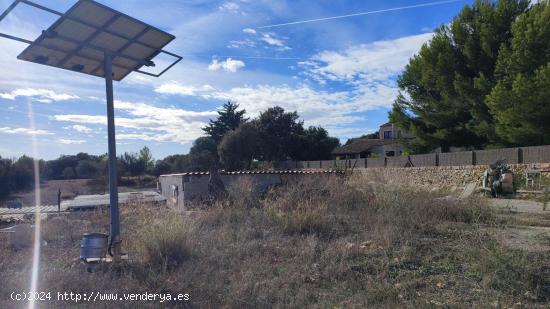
top-left (257, 0), bottom-right (466, 29)
top-left (212, 55), bottom-right (305, 60)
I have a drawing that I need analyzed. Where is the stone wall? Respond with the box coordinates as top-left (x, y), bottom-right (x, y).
top-left (355, 163), bottom-right (550, 191)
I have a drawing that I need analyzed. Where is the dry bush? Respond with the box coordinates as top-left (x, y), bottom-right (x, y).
top-left (141, 216), bottom-right (194, 272)
top-left (358, 186), bottom-right (494, 248)
top-left (268, 199), bottom-right (333, 236)
top-left (225, 176), bottom-right (261, 209)
top-left (265, 176), bottom-right (351, 238)
top-left (4, 173), bottom-right (547, 308)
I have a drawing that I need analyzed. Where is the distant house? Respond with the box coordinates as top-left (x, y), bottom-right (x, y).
top-left (332, 122), bottom-right (414, 159)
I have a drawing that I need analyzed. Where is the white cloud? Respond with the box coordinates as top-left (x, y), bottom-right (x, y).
top-left (155, 81), bottom-right (393, 130)
top-left (237, 29), bottom-right (291, 51)
top-left (58, 139), bottom-right (85, 145)
top-left (219, 2), bottom-right (241, 14)
top-left (116, 133), bottom-right (159, 141)
top-left (154, 83), bottom-right (216, 96)
top-left (123, 74), bottom-right (154, 85)
top-left (208, 58), bottom-right (246, 72)
top-left (0, 127), bottom-right (54, 136)
top-left (53, 115), bottom-right (106, 125)
top-left (67, 125), bottom-right (93, 133)
top-left (0, 88), bottom-right (79, 103)
top-left (260, 33), bottom-right (291, 50)
top-left (261, 33), bottom-right (284, 46)
top-left (52, 100), bottom-right (218, 144)
top-left (302, 33), bottom-right (433, 84)
top-left (209, 83), bottom-right (394, 126)
top-left (227, 39), bottom-right (256, 49)
top-left (150, 32), bottom-right (433, 140)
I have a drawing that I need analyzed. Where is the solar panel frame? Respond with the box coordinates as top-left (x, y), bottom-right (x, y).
top-left (14, 0), bottom-right (179, 81)
top-left (0, 0), bottom-right (183, 260)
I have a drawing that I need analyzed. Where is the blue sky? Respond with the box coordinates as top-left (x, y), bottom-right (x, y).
top-left (0, 0), bottom-right (475, 160)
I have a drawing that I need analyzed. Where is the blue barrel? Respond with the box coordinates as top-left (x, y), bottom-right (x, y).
top-left (80, 233), bottom-right (108, 260)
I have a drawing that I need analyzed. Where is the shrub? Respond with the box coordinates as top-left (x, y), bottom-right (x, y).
top-left (225, 177), bottom-right (260, 209)
top-left (269, 199), bottom-right (333, 237)
top-left (142, 218), bottom-right (193, 272)
top-left (265, 176), bottom-right (348, 238)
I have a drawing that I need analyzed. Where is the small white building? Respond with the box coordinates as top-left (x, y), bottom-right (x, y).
top-left (158, 170), bottom-right (338, 208)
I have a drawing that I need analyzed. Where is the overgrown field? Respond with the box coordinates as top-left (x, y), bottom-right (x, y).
top-left (1, 175), bottom-right (549, 308)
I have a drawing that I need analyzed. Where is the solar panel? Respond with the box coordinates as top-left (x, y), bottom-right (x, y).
top-left (16, 0), bottom-right (177, 81)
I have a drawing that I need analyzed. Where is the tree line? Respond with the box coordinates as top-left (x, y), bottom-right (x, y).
top-left (390, 0), bottom-right (550, 153)
top-left (156, 103), bottom-right (340, 172)
top-left (0, 105), bottom-right (339, 199)
top-left (0, 148), bottom-right (156, 199)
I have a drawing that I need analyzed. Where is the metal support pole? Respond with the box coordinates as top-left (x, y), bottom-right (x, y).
top-left (104, 51), bottom-right (121, 261)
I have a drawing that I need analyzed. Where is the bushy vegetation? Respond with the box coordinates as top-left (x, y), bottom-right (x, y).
top-left (390, 0), bottom-right (550, 152)
top-left (205, 102), bottom-right (340, 171)
top-left (0, 147), bottom-right (156, 200)
top-left (0, 103), bottom-right (340, 200)
top-left (142, 219), bottom-right (193, 272)
top-left (0, 155), bottom-right (37, 199)
top-left (2, 176), bottom-right (547, 308)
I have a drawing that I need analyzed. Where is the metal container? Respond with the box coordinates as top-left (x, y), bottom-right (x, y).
top-left (80, 233), bottom-right (108, 261)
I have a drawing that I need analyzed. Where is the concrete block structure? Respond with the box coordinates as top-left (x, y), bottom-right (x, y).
top-left (159, 170), bottom-right (338, 208)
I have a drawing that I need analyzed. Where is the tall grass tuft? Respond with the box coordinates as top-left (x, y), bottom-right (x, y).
top-left (142, 218), bottom-right (193, 272)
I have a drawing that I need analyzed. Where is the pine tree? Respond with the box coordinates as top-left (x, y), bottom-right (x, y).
top-left (389, 0), bottom-right (530, 152)
top-left (487, 1), bottom-right (550, 146)
top-left (202, 101), bottom-right (248, 143)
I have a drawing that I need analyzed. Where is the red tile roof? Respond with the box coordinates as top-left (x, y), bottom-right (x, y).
top-left (332, 138), bottom-right (399, 155)
top-left (160, 170), bottom-right (342, 177)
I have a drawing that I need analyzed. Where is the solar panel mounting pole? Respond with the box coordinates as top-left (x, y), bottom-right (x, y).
top-left (0, 0), bottom-right (182, 264)
top-left (104, 51), bottom-right (121, 261)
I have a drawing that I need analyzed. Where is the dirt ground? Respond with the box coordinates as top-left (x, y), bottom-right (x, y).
top-left (487, 198), bottom-right (550, 254)
top-left (1, 177), bottom-right (549, 308)
top-left (490, 198), bottom-right (548, 214)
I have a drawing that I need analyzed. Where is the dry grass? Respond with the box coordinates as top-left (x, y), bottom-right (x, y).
top-left (1, 174), bottom-right (549, 308)
top-left (142, 218), bottom-right (193, 272)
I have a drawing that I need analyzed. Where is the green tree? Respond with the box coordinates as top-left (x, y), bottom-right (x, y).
top-left (203, 101), bottom-right (248, 143)
top-left (255, 106), bottom-right (305, 161)
top-left (138, 146), bottom-right (154, 174)
top-left (218, 122), bottom-right (260, 170)
top-left (11, 156), bottom-right (35, 189)
top-left (165, 155), bottom-right (188, 172)
top-left (119, 152), bottom-right (142, 177)
top-left (189, 136), bottom-right (217, 157)
top-left (76, 160), bottom-right (100, 179)
top-left (390, 0), bottom-right (529, 152)
top-left (48, 155), bottom-right (78, 179)
top-left (185, 151), bottom-right (216, 172)
top-left (0, 156), bottom-right (12, 198)
top-left (487, 1), bottom-right (550, 145)
top-left (61, 166), bottom-right (75, 179)
top-left (152, 160), bottom-right (171, 176)
top-left (296, 126), bottom-right (340, 160)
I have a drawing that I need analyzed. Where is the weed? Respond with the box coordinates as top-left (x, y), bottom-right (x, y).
top-left (142, 217), bottom-right (193, 272)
